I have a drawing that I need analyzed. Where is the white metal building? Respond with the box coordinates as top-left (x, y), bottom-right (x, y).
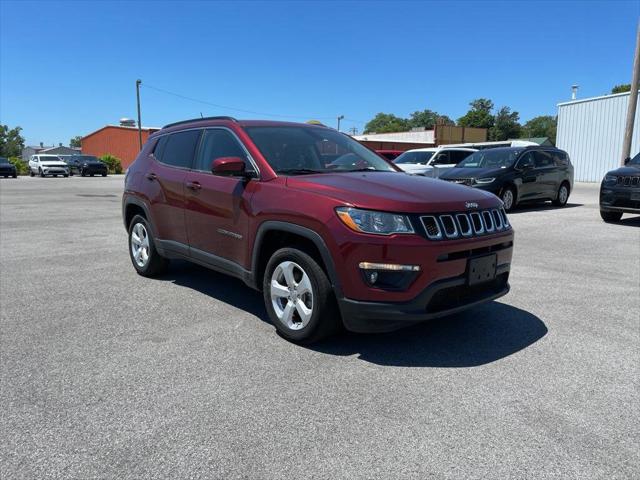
top-left (556, 91), bottom-right (640, 182)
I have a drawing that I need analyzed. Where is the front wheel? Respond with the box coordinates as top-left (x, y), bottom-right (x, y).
top-left (501, 186), bottom-right (516, 212)
top-left (128, 215), bottom-right (168, 277)
top-left (30, 169), bottom-right (35, 177)
top-left (553, 182), bottom-right (570, 206)
top-left (263, 248), bottom-right (340, 344)
top-left (600, 210), bottom-right (623, 222)
top-left (80, 169), bottom-right (86, 177)
top-left (39, 168), bottom-right (45, 178)
top-left (102, 172), bottom-right (107, 177)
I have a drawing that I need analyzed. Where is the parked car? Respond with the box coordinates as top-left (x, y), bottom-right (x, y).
top-left (58, 155), bottom-right (81, 175)
top-left (375, 149), bottom-right (403, 161)
top-left (394, 147), bottom-right (477, 177)
top-left (28, 154), bottom-right (69, 177)
top-left (0, 157), bottom-right (18, 178)
top-left (123, 117), bottom-right (514, 343)
top-left (64, 155), bottom-right (108, 177)
top-left (599, 152), bottom-right (640, 222)
top-left (439, 146), bottom-right (574, 212)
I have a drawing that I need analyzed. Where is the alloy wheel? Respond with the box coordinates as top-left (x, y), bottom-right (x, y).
top-left (130, 222), bottom-right (150, 268)
top-left (502, 189), bottom-right (514, 210)
top-left (270, 261), bottom-right (314, 330)
top-left (559, 185), bottom-right (568, 204)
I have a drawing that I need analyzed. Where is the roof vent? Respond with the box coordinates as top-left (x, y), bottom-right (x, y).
top-left (119, 118), bottom-right (136, 127)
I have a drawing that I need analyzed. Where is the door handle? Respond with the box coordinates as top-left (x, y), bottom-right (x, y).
top-left (186, 181), bottom-right (202, 191)
top-left (146, 173), bottom-right (157, 181)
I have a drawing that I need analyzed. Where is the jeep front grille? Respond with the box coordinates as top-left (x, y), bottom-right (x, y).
top-left (420, 208), bottom-right (510, 240)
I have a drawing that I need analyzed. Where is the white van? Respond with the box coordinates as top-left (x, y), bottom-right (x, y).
top-left (394, 147), bottom-right (477, 177)
top-left (29, 154), bottom-right (70, 177)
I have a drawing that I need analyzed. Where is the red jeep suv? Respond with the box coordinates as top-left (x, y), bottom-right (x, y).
top-left (123, 117), bottom-right (514, 343)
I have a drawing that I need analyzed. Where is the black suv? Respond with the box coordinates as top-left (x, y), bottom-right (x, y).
top-left (599, 152), bottom-right (640, 222)
top-left (439, 146), bottom-right (574, 211)
top-left (0, 157), bottom-right (17, 178)
top-left (62, 155), bottom-right (108, 177)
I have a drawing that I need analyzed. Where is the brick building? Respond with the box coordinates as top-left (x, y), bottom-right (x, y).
top-left (81, 125), bottom-right (160, 169)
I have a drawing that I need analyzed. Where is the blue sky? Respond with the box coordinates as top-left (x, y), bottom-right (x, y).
top-left (1, 0), bottom-right (638, 145)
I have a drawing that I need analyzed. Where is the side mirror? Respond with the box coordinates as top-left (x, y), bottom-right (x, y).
top-left (211, 157), bottom-right (248, 177)
top-left (624, 156), bottom-right (631, 165)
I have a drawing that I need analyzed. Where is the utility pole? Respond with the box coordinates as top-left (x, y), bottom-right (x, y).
top-left (349, 126), bottom-right (358, 136)
top-left (337, 115), bottom-right (344, 132)
top-left (622, 21), bottom-right (640, 165)
top-left (136, 79), bottom-right (143, 151)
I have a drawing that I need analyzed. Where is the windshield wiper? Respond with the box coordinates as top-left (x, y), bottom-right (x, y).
top-left (344, 168), bottom-right (393, 172)
top-left (277, 168), bottom-right (326, 175)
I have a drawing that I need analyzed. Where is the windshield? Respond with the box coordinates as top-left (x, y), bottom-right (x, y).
top-left (629, 152), bottom-right (640, 165)
top-left (244, 126), bottom-right (396, 174)
top-left (40, 157), bottom-right (61, 162)
top-left (72, 155), bottom-right (100, 162)
top-left (394, 151), bottom-right (435, 165)
top-left (456, 149), bottom-right (522, 168)
top-left (0, 157), bottom-right (9, 164)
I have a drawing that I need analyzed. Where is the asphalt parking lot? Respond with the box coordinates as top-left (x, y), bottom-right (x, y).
top-left (1, 176), bottom-right (638, 479)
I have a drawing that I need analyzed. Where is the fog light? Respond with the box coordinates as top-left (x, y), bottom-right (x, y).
top-left (358, 262), bottom-right (420, 290)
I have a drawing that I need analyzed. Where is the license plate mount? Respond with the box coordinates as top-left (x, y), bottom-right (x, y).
top-left (468, 254), bottom-right (497, 285)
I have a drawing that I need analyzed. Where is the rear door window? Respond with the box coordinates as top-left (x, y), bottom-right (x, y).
top-left (431, 151), bottom-right (450, 165)
top-left (153, 136), bottom-right (168, 162)
top-left (159, 130), bottom-right (201, 169)
top-left (534, 150), bottom-right (554, 168)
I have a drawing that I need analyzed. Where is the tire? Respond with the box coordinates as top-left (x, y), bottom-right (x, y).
top-left (63, 174), bottom-right (69, 178)
top-left (39, 168), bottom-right (45, 178)
top-left (500, 186), bottom-right (516, 212)
top-left (552, 182), bottom-right (570, 206)
top-left (80, 169), bottom-right (86, 177)
top-left (600, 210), bottom-right (623, 222)
top-left (128, 214), bottom-right (168, 277)
top-left (12, 174), bottom-right (17, 178)
top-left (90, 173), bottom-right (94, 177)
top-left (102, 172), bottom-right (107, 177)
top-left (30, 169), bottom-right (35, 177)
top-left (263, 247), bottom-right (340, 344)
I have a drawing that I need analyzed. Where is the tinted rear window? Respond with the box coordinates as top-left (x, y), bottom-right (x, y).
top-left (157, 130), bottom-right (201, 169)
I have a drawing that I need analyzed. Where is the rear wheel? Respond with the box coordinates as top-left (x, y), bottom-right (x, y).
top-left (263, 248), bottom-right (340, 344)
top-left (501, 186), bottom-right (516, 212)
top-left (90, 173), bottom-right (94, 177)
top-left (12, 173), bottom-right (17, 178)
top-left (128, 215), bottom-right (168, 277)
top-left (101, 172), bottom-right (107, 177)
top-left (600, 210), bottom-right (623, 222)
top-left (553, 182), bottom-right (570, 206)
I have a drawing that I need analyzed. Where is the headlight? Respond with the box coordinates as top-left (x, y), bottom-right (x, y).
top-left (336, 207), bottom-right (414, 235)
top-left (604, 174), bottom-right (617, 184)
top-left (474, 177), bottom-right (495, 184)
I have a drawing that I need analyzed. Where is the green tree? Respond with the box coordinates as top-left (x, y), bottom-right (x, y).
top-left (407, 109), bottom-right (454, 129)
top-left (611, 83), bottom-right (631, 94)
top-left (100, 154), bottom-right (123, 174)
top-left (0, 125), bottom-right (25, 158)
top-left (70, 136), bottom-right (82, 148)
top-left (489, 107), bottom-right (521, 141)
top-left (457, 98), bottom-right (495, 129)
top-left (363, 113), bottom-right (410, 134)
top-left (521, 115), bottom-right (557, 144)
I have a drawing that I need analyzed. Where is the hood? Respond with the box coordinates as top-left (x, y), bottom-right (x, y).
top-left (607, 165), bottom-right (640, 176)
top-left (285, 172), bottom-right (500, 213)
top-left (440, 166), bottom-right (508, 179)
top-left (40, 160), bottom-right (68, 167)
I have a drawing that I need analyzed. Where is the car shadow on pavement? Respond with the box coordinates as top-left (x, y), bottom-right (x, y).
top-left (508, 202), bottom-right (583, 214)
top-left (616, 216), bottom-right (640, 227)
top-left (311, 302), bottom-right (547, 367)
top-left (160, 261), bottom-right (547, 368)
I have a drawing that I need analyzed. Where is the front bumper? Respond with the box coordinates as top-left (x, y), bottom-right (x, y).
top-left (600, 185), bottom-right (640, 213)
top-left (338, 265), bottom-right (510, 333)
top-left (43, 168), bottom-right (68, 175)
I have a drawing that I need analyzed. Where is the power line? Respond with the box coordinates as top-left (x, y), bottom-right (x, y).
top-left (141, 82), bottom-right (366, 123)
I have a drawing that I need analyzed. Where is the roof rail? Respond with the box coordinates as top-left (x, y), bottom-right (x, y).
top-left (162, 116), bottom-right (238, 129)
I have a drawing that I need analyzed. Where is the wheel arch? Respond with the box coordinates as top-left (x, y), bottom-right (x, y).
top-left (251, 221), bottom-right (342, 296)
